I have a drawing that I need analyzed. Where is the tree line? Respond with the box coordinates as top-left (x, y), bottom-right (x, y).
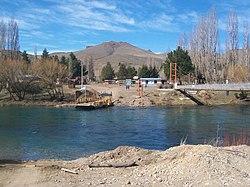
top-left (177, 6), bottom-right (249, 83)
top-left (100, 62), bottom-right (159, 81)
top-left (0, 17), bottom-right (161, 103)
top-left (0, 47), bottom-right (95, 101)
top-left (0, 16), bottom-right (89, 101)
top-left (6, 8), bottom-right (250, 104)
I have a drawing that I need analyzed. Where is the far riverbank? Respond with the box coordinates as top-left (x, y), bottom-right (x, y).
top-left (0, 83), bottom-right (249, 107)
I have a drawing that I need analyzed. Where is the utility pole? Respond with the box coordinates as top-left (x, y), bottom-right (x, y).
top-left (138, 79), bottom-right (143, 97)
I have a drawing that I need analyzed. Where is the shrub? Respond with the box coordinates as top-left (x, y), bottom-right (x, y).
top-left (234, 90), bottom-right (248, 100)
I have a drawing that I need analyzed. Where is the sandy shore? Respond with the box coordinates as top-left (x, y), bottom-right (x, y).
top-left (0, 145), bottom-right (249, 187)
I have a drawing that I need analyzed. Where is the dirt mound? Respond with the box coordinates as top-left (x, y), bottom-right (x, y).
top-left (1, 145), bottom-right (249, 186)
top-left (142, 145), bottom-right (250, 186)
top-left (87, 146), bottom-right (162, 167)
top-left (82, 145), bottom-right (250, 186)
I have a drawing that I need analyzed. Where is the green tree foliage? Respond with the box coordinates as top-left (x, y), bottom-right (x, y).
top-left (116, 63), bottom-right (128, 79)
top-left (41, 48), bottom-right (49, 60)
top-left (138, 65), bottom-right (149, 78)
top-left (148, 65), bottom-right (159, 78)
top-left (138, 65), bottom-right (159, 78)
top-left (127, 66), bottom-right (137, 79)
top-left (234, 90), bottom-right (248, 100)
top-left (101, 62), bottom-right (115, 81)
top-left (164, 46), bottom-right (194, 81)
top-left (53, 55), bottom-right (59, 63)
top-left (116, 63), bottom-right (137, 79)
top-left (21, 50), bottom-right (30, 64)
top-left (69, 52), bottom-right (87, 78)
top-left (59, 55), bottom-right (68, 65)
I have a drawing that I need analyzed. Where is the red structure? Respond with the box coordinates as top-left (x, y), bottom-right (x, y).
top-left (138, 79), bottom-right (143, 97)
top-left (170, 62), bottom-right (177, 84)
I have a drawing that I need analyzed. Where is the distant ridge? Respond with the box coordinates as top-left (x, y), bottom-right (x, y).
top-left (52, 41), bottom-right (165, 80)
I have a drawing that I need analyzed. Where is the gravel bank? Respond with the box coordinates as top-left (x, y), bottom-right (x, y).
top-left (1, 145), bottom-right (249, 186)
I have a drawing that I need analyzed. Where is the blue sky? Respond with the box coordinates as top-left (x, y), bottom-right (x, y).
top-left (1, 0), bottom-right (250, 54)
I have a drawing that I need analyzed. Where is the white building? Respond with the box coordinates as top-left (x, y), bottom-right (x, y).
top-left (140, 78), bottom-right (162, 87)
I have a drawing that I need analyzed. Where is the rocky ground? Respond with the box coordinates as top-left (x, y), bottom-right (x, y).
top-left (0, 145), bottom-right (249, 187)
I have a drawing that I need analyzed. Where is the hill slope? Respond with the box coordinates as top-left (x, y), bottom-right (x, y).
top-left (52, 41), bottom-right (165, 80)
top-left (75, 41), bottom-right (165, 80)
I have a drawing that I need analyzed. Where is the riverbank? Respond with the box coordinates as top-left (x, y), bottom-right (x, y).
top-left (0, 144), bottom-right (249, 187)
top-left (0, 83), bottom-right (249, 107)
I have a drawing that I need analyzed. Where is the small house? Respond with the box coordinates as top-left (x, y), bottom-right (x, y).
top-left (104, 80), bottom-right (116, 85)
top-left (140, 78), bottom-right (162, 87)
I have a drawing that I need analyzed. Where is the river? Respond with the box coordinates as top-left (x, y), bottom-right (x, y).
top-left (0, 105), bottom-right (249, 160)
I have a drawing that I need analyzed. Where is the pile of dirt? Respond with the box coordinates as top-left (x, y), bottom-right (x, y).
top-left (1, 145), bottom-right (249, 186)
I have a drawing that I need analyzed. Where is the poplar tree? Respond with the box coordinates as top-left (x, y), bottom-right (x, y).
top-left (0, 19), bottom-right (6, 51)
top-left (184, 7), bottom-right (222, 83)
top-left (7, 17), bottom-right (19, 60)
top-left (226, 10), bottom-right (239, 65)
top-left (86, 55), bottom-right (95, 82)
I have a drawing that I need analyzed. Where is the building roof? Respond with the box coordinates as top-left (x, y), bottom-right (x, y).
top-left (140, 78), bottom-right (161, 81)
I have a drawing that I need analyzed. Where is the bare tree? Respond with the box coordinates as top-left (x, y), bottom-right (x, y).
top-left (183, 7), bottom-right (249, 83)
top-left (0, 59), bottom-right (38, 100)
top-left (197, 16), bottom-right (208, 81)
top-left (85, 55), bottom-right (95, 82)
top-left (216, 40), bottom-right (227, 82)
top-left (33, 59), bottom-right (68, 101)
top-left (0, 19), bottom-right (7, 59)
top-left (243, 21), bottom-right (249, 68)
top-left (7, 17), bottom-right (20, 60)
top-left (189, 27), bottom-right (200, 80)
top-left (178, 32), bottom-right (188, 50)
top-left (226, 10), bottom-right (239, 65)
top-left (0, 20), bottom-right (6, 51)
top-left (186, 6), bottom-right (219, 83)
top-left (206, 6), bottom-right (218, 82)
top-left (34, 45), bottom-right (38, 62)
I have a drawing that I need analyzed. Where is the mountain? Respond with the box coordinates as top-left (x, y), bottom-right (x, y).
top-left (52, 41), bottom-right (166, 80)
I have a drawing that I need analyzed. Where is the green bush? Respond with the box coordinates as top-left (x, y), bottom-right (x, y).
top-left (234, 90), bottom-right (248, 100)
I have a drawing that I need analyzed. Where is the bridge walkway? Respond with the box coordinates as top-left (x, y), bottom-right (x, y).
top-left (175, 82), bottom-right (250, 105)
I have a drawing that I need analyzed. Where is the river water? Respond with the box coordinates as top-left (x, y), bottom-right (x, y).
top-left (0, 105), bottom-right (249, 160)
